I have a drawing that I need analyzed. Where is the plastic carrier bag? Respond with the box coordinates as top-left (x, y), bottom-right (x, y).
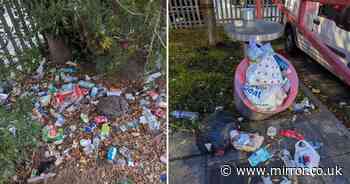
top-left (247, 39), bottom-right (264, 62)
top-left (294, 140), bottom-right (320, 169)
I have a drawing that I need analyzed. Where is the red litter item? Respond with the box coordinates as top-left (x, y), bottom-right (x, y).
top-left (153, 108), bottom-right (166, 119)
top-left (54, 85), bottom-right (88, 105)
top-left (279, 130), bottom-right (304, 140)
top-left (54, 92), bottom-right (72, 105)
top-left (148, 91), bottom-right (159, 100)
top-left (73, 85), bottom-right (88, 97)
top-left (94, 116), bottom-right (108, 124)
top-left (303, 155), bottom-right (310, 164)
top-left (48, 125), bottom-right (57, 137)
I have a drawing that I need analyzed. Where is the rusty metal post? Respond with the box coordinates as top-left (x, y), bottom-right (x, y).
top-left (256, 0), bottom-right (263, 19)
top-left (200, 0), bottom-right (217, 46)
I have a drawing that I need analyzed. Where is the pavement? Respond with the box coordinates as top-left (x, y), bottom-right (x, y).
top-left (169, 84), bottom-right (350, 184)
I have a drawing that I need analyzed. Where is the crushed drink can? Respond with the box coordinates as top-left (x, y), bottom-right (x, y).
top-left (107, 147), bottom-right (118, 163)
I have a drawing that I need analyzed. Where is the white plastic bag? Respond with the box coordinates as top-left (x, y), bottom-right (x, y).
top-left (246, 53), bottom-right (284, 86)
top-left (243, 84), bottom-right (287, 111)
top-left (247, 39), bottom-right (264, 62)
top-left (294, 140), bottom-right (320, 169)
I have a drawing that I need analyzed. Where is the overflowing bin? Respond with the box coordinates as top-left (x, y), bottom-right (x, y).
top-left (234, 41), bottom-right (299, 120)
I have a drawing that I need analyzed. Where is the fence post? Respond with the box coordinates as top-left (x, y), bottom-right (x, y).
top-left (200, 0), bottom-right (216, 46)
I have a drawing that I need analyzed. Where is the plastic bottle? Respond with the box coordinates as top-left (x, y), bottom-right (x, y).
top-left (280, 149), bottom-right (297, 168)
top-left (90, 87), bottom-right (99, 97)
top-left (119, 146), bottom-right (132, 160)
top-left (170, 111), bottom-right (199, 121)
top-left (144, 108), bottom-right (160, 130)
top-left (107, 147), bottom-right (118, 163)
top-left (80, 139), bottom-right (92, 147)
top-left (78, 80), bottom-right (95, 88)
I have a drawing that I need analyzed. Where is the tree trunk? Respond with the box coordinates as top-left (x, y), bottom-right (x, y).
top-left (200, 0), bottom-right (217, 46)
top-left (46, 34), bottom-right (72, 63)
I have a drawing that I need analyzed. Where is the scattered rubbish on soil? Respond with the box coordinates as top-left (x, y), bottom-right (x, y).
top-left (2, 62), bottom-right (166, 183)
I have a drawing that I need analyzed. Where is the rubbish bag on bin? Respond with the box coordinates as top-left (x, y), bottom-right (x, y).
top-left (246, 53), bottom-right (284, 86)
top-left (243, 84), bottom-right (287, 111)
top-left (247, 39), bottom-right (264, 62)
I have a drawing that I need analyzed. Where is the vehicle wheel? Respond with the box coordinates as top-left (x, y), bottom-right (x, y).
top-left (285, 27), bottom-right (298, 55)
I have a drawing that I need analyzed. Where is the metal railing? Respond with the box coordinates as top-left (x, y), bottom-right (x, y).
top-left (169, 0), bottom-right (203, 29)
top-left (0, 0), bottom-right (42, 63)
top-left (169, 0), bottom-right (282, 29)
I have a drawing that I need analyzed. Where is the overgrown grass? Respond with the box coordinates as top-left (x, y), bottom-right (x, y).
top-left (0, 96), bottom-right (41, 184)
top-left (169, 27), bottom-right (245, 131)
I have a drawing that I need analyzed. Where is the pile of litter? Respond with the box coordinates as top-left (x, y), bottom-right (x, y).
top-left (2, 61), bottom-right (167, 183)
top-left (186, 110), bottom-right (322, 184)
top-left (231, 126), bottom-right (321, 183)
top-left (243, 40), bottom-right (292, 111)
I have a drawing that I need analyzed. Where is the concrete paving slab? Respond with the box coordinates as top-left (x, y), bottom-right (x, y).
top-left (169, 156), bottom-right (206, 184)
top-left (169, 84), bottom-right (350, 184)
top-left (170, 131), bottom-right (201, 160)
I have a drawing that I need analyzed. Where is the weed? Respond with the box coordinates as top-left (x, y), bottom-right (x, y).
top-left (0, 96), bottom-right (40, 183)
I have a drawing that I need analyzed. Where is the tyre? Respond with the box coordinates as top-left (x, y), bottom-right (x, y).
top-left (284, 26), bottom-right (298, 55)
